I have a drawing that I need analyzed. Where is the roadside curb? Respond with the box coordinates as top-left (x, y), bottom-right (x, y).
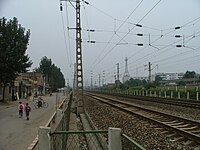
top-left (27, 135), bottom-right (38, 150)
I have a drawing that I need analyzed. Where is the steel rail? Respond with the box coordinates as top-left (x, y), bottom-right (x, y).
top-left (85, 93), bottom-right (200, 145)
top-left (91, 91), bottom-right (200, 109)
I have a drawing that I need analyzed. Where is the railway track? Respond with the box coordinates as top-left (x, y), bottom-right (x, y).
top-left (92, 91), bottom-right (200, 109)
top-left (85, 93), bottom-right (200, 146)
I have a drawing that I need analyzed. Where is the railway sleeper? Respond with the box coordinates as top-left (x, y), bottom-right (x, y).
top-left (173, 124), bottom-right (193, 128)
top-left (163, 120), bottom-right (179, 123)
top-left (170, 136), bottom-right (186, 142)
top-left (183, 140), bottom-right (196, 146)
top-left (166, 133), bottom-right (177, 138)
top-left (190, 130), bottom-right (200, 134)
top-left (181, 126), bottom-right (199, 131)
top-left (163, 121), bottom-right (185, 126)
top-left (160, 130), bottom-right (171, 134)
top-left (155, 116), bottom-right (173, 123)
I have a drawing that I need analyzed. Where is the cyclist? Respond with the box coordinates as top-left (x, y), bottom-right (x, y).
top-left (38, 97), bottom-right (44, 107)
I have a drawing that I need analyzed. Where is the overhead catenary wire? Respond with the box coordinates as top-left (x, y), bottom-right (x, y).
top-left (106, 29), bottom-right (200, 78)
top-left (110, 18), bottom-right (200, 74)
top-left (66, 0), bottom-right (200, 83)
top-left (60, 3), bottom-right (71, 68)
top-left (83, 2), bottom-right (200, 78)
top-left (92, 0), bottom-right (162, 74)
top-left (88, 0), bottom-right (144, 70)
top-left (65, 2), bottom-right (73, 75)
top-left (82, 1), bottom-right (90, 41)
top-left (128, 30), bottom-right (200, 70)
top-left (90, 0), bottom-right (161, 71)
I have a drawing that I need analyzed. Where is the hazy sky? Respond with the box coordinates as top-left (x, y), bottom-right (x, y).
top-left (1, 0), bottom-right (200, 86)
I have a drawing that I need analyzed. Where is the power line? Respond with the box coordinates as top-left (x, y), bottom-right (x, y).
top-left (106, 30), bottom-right (200, 77)
top-left (90, 0), bottom-right (162, 71)
top-left (60, 4), bottom-right (71, 67)
top-left (89, 0), bottom-right (144, 70)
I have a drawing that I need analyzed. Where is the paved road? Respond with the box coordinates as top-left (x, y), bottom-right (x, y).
top-left (0, 93), bottom-right (65, 150)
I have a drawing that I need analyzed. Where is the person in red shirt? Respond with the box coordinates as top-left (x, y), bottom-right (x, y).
top-left (24, 103), bottom-right (31, 120)
top-left (18, 102), bottom-right (24, 118)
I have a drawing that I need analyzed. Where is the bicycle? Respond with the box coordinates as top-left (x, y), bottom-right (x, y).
top-left (34, 98), bottom-right (49, 109)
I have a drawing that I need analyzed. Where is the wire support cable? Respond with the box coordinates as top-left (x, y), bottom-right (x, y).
top-left (89, 0), bottom-right (144, 70)
top-left (97, 0), bottom-right (162, 73)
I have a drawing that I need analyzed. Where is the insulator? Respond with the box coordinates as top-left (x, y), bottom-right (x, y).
top-left (137, 34), bottom-right (143, 36)
top-left (175, 26), bottom-right (181, 30)
top-left (175, 35), bottom-right (181, 38)
top-left (135, 24), bottom-right (142, 27)
top-left (176, 45), bottom-right (182, 47)
top-left (60, 3), bottom-right (63, 11)
top-left (137, 43), bottom-right (143, 46)
top-left (84, 1), bottom-right (89, 5)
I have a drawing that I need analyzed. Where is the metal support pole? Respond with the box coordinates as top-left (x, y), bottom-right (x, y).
top-left (148, 62), bottom-right (152, 82)
top-left (76, 0), bottom-right (83, 115)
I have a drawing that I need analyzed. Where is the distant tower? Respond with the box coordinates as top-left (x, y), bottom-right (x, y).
top-left (123, 57), bottom-right (130, 83)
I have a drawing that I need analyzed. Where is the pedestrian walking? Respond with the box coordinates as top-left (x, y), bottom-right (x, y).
top-left (24, 103), bottom-right (31, 120)
top-left (18, 102), bottom-right (24, 118)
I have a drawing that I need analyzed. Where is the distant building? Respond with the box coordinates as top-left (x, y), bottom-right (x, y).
top-left (156, 72), bottom-right (184, 80)
top-left (0, 72), bottom-right (44, 101)
top-left (132, 76), bottom-right (148, 81)
top-left (122, 57), bottom-right (130, 83)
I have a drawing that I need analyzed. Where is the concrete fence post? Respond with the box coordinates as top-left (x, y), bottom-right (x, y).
top-left (108, 127), bottom-right (122, 150)
top-left (38, 126), bottom-right (51, 150)
top-left (164, 91), bottom-right (166, 98)
top-left (187, 92), bottom-right (190, 99)
top-left (197, 92), bottom-right (199, 101)
top-left (171, 91), bottom-right (173, 98)
top-left (178, 92), bottom-right (180, 99)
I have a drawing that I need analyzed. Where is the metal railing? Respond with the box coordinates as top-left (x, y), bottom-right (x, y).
top-left (52, 130), bottom-right (108, 150)
top-left (50, 92), bottom-right (73, 150)
top-left (51, 130), bottom-right (145, 150)
top-left (122, 134), bottom-right (145, 150)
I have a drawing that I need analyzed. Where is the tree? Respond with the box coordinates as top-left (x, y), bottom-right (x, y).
top-left (184, 71), bottom-right (196, 78)
top-left (49, 64), bottom-right (65, 91)
top-left (0, 17), bottom-right (32, 102)
top-left (37, 56), bottom-right (52, 83)
top-left (35, 56), bottom-right (65, 91)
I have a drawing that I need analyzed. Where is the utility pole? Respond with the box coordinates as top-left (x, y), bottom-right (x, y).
top-left (60, 0), bottom-right (83, 113)
top-left (116, 63), bottom-right (120, 88)
top-left (43, 76), bottom-right (46, 95)
top-left (102, 70), bottom-right (105, 86)
top-left (90, 71), bottom-right (93, 89)
top-left (99, 74), bottom-right (101, 87)
top-left (67, 79), bottom-right (69, 88)
top-left (148, 62), bottom-right (152, 82)
top-left (61, 0), bottom-right (84, 114)
top-left (75, 0), bottom-right (84, 115)
top-left (73, 63), bottom-right (77, 91)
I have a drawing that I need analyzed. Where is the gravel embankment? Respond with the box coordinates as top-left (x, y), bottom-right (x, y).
top-left (84, 95), bottom-right (197, 150)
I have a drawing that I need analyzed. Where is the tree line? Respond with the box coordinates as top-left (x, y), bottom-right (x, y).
top-left (35, 56), bottom-right (65, 92)
top-left (121, 71), bottom-right (199, 90)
